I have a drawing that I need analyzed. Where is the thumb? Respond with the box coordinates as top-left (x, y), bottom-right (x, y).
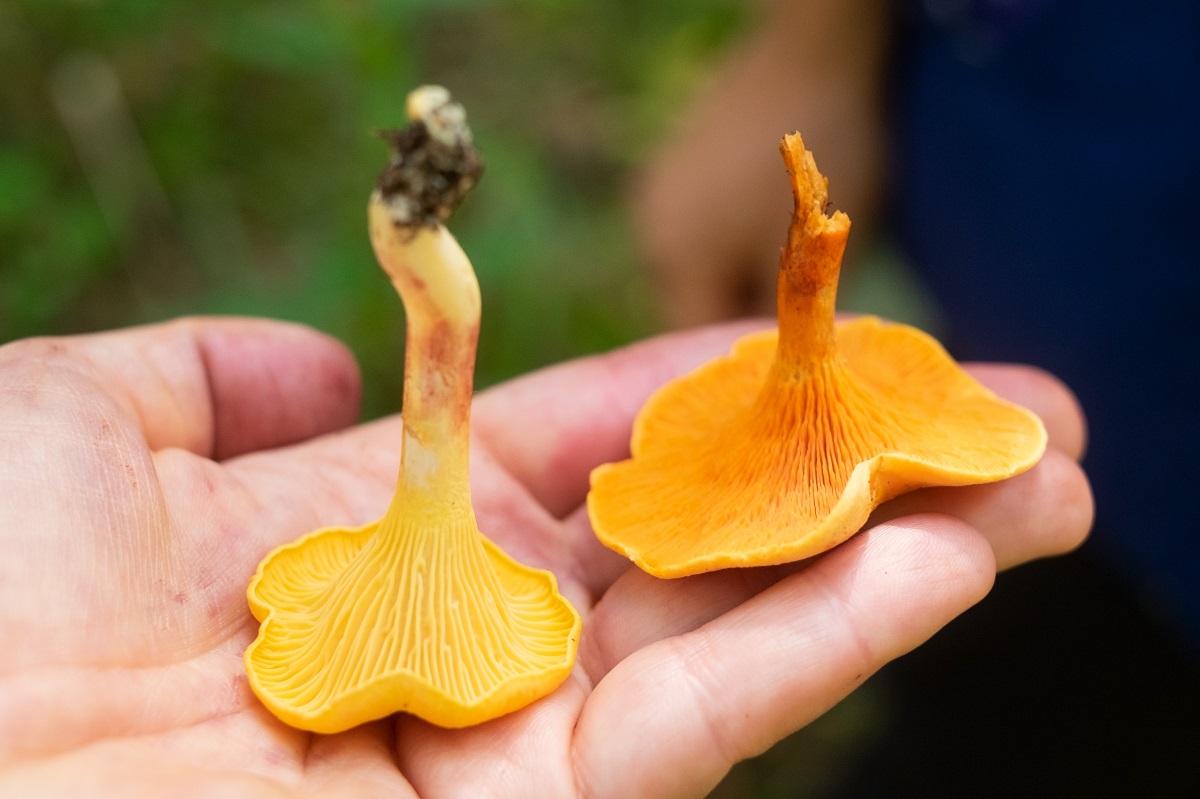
top-left (3, 316), bottom-right (362, 460)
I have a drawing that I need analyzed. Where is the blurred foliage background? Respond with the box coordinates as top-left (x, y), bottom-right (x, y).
top-left (0, 0), bottom-right (754, 418)
top-left (0, 2), bottom-right (891, 795)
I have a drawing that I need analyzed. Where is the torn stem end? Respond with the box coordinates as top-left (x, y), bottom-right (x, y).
top-left (775, 133), bottom-right (850, 367)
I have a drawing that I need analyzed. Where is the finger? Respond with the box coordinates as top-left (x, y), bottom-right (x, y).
top-left (187, 318), bottom-right (361, 459)
top-left (0, 632), bottom-right (255, 764)
top-left (578, 563), bottom-right (802, 684)
top-left (392, 678), bottom-right (587, 799)
top-left (223, 322), bottom-right (769, 590)
top-left (2, 316), bottom-right (361, 460)
top-left (965, 363), bottom-right (1087, 459)
top-left (470, 329), bottom-right (1085, 525)
top-left (870, 447), bottom-right (1094, 570)
top-left (207, 417), bottom-right (603, 617)
top-left (471, 320), bottom-right (769, 518)
top-left (302, 720), bottom-right (414, 798)
top-left (561, 503), bottom-right (636, 603)
top-left (219, 325), bottom-right (1086, 592)
top-left (573, 515), bottom-right (996, 799)
top-left (466, 441), bottom-right (599, 609)
top-left (215, 420), bottom-right (571, 570)
top-left (218, 323), bottom-right (772, 593)
top-left (578, 449), bottom-right (1090, 682)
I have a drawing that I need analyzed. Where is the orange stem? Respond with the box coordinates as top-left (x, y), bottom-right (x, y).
top-left (774, 134), bottom-right (850, 372)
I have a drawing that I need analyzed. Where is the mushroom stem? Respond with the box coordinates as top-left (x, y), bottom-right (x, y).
top-left (367, 84), bottom-right (486, 516)
top-left (244, 86), bottom-right (580, 732)
top-left (774, 134), bottom-right (851, 373)
top-left (370, 209), bottom-right (480, 511)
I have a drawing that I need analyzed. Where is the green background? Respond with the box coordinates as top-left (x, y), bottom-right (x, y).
top-left (0, 0), bottom-right (756, 417)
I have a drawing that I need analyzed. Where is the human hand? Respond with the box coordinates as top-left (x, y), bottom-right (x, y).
top-left (0, 316), bottom-right (1090, 798)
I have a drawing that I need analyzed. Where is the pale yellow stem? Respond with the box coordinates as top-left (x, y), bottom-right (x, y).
top-left (368, 197), bottom-right (481, 518)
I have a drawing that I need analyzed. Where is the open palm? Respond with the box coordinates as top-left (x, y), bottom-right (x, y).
top-left (0, 317), bottom-right (1091, 798)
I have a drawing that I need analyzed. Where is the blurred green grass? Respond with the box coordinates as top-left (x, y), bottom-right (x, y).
top-left (0, 0), bottom-right (746, 417)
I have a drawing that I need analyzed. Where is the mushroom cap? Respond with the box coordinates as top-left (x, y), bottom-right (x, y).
top-left (245, 507), bottom-right (580, 732)
top-left (587, 317), bottom-right (1047, 578)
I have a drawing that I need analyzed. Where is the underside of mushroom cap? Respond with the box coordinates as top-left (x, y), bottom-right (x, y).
top-left (587, 132), bottom-right (1046, 578)
top-left (587, 318), bottom-right (1046, 578)
top-left (245, 505), bottom-right (580, 732)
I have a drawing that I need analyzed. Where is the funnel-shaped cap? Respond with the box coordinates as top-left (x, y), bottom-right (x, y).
top-left (587, 134), bottom-right (1046, 578)
top-left (246, 503), bottom-right (580, 732)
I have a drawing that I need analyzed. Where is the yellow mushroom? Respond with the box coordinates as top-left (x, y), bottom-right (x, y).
top-left (587, 133), bottom-right (1047, 578)
top-left (245, 86), bottom-right (580, 733)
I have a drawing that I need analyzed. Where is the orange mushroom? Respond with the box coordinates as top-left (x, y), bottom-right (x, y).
top-left (244, 87), bottom-right (580, 733)
top-left (587, 133), bottom-right (1047, 578)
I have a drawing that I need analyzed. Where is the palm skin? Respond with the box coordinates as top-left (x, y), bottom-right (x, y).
top-left (0, 317), bottom-right (1091, 799)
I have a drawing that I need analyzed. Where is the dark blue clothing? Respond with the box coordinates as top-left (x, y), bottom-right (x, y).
top-left (824, 5), bottom-right (1200, 795)
top-left (893, 0), bottom-right (1200, 652)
